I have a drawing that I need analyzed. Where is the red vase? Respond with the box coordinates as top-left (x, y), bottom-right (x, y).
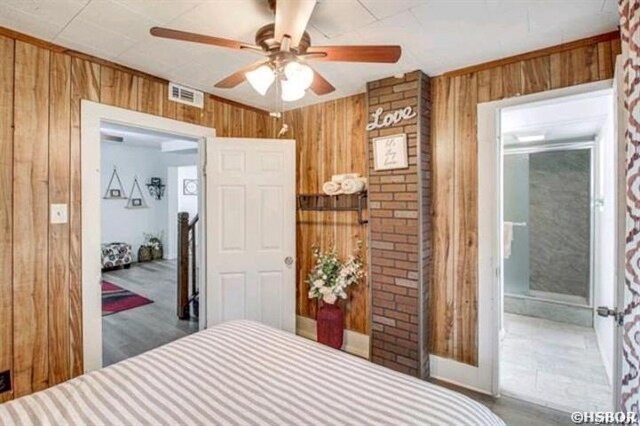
top-left (317, 302), bottom-right (344, 349)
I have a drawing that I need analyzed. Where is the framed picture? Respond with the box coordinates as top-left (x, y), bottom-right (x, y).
top-left (183, 179), bottom-right (198, 196)
top-left (373, 134), bottom-right (409, 171)
top-left (131, 198), bottom-right (143, 207)
top-left (109, 189), bottom-right (122, 198)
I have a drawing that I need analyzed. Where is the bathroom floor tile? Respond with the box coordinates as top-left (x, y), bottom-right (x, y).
top-left (500, 314), bottom-right (613, 413)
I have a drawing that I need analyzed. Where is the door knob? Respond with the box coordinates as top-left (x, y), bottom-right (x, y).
top-left (597, 306), bottom-right (624, 326)
top-left (284, 256), bottom-right (294, 266)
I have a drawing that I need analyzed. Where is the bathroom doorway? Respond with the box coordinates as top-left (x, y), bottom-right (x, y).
top-left (498, 89), bottom-right (617, 413)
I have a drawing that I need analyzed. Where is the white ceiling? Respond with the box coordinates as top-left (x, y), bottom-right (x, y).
top-left (501, 89), bottom-right (613, 145)
top-left (101, 122), bottom-right (198, 152)
top-left (0, 0), bottom-right (619, 111)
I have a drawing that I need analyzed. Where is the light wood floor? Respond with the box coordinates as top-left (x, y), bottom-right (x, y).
top-left (102, 260), bottom-right (198, 367)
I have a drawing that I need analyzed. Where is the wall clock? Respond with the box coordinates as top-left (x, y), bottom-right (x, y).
top-left (183, 179), bottom-right (198, 196)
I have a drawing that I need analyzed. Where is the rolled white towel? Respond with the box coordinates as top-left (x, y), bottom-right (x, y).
top-left (331, 173), bottom-right (360, 183)
top-left (322, 181), bottom-right (342, 195)
top-left (340, 177), bottom-right (367, 194)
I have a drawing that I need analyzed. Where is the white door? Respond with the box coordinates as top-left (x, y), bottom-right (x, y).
top-left (205, 137), bottom-right (296, 332)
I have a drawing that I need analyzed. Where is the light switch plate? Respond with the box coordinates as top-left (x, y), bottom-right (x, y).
top-left (50, 203), bottom-right (68, 224)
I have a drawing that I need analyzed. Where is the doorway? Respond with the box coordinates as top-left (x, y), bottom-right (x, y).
top-left (100, 122), bottom-right (201, 366)
top-left (81, 101), bottom-right (297, 373)
top-left (81, 101), bottom-right (214, 373)
top-left (497, 89), bottom-right (617, 412)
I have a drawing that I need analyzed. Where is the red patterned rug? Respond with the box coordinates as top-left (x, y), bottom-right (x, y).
top-left (102, 281), bottom-right (153, 316)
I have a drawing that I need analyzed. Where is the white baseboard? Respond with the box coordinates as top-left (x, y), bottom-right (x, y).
top-left (429, 354), bottom-right (493, 395)
top-left (296, 315), bottom-right (370, 359)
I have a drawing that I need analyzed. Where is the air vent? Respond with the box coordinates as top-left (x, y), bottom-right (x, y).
top-left (168, 82), bottom-right (204, 109)
top-left (101, 134), bottom-right (124, 143)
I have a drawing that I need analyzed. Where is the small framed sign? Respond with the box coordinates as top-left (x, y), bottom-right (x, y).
top-left (131, 198), bottom-right (143, 207)
top-left (373, 134), bottom-right (409, 171)
top-left (109, 189), bottom-right (122, 198)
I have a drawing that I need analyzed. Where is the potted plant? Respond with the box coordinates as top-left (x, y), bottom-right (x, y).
top-left (307, 242), bottom-right (364, 349)
top-left (139, 232), bottom-right (164, 262)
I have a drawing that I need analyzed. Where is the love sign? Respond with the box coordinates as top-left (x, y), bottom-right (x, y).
top-left (366, 106), bottom-right (417, 131)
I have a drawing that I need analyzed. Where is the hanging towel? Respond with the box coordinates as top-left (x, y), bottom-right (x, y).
top-left (341, 177), bottom-right (367, 194)
top-left (503, 222), bottom-right (514, 259)
top-left (331, 173), bottom-right (360, 183)
top-left (322, 181), bottom-right (342, 195)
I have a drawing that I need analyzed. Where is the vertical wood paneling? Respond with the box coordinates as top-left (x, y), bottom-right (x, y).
top-left (488, 66), bottom-right (503, 101)
top-left (501, 62), bottom-right (522, 98)
top-left (345, 94), bottom-right (368, 333)
top-left (288, 95), bottom-right (368, 333)
top-left (597, 41), bottom-right (614, 80)
top-left (550, 45), bottom-right (599, 89)
top-left (176, 103), bottom-right (203, 125)
top-left (161, 83), bottom-right (177, 120)
top-left (0, 35), bottom-right (14, 403)
top-left (452, 73), bottom-right (478, 365)
top-left (611, 38), bottom-right (622, 60)
top-left (521, 56), bottom-right (551, 95)
top-left (48, 52), bottom-right (71, 386)
top-left (477, 69), bottom-right (492, 103)
top-left (69, 57), bottom-right (100, 378)
top-left (13, 41), bottom-right (50, 396)
top-left (430, 76), bottom-right (455, 358)
top-left (100, 66), bottom-right (137, 110)
top-left (203, 96), bottom-right (216, 129)
top-left (136, 77), bottom-right (164, 116)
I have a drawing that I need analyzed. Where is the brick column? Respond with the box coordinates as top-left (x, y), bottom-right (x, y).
top-left (367, 71), bottom-right (431, 378)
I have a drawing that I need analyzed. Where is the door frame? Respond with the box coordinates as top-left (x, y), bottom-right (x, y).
top-left (475, 79), bottom-right (618, 398)
top-left (80, 100), bottom-right (215, 373)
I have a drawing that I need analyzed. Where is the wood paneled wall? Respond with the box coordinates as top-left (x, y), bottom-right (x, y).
top-left (429, 32), bottom-right (621, 365)
top-left (284, 95), bottom-right (369, 335)
top-left (0, 24), bottom-right (622, 401)
top-left (0, 31), bottom-right (277, 402)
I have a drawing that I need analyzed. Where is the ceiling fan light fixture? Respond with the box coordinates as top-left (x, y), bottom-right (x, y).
top-left (246, 64), bottom-right (275, 96)
top-left (284, 61), bottom-right (314, 91)
top-left (281, 79), bottom-right (305, 102)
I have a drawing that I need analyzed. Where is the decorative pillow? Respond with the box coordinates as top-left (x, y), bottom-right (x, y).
top-left (101, 242), bottom-right (133, 269)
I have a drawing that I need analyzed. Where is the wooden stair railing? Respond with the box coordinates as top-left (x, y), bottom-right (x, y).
top-left (177, 212), bottom-right (199, 319)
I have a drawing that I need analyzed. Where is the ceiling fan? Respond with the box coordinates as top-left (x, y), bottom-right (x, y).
top-left (150, 0), bottom-right (401, 102)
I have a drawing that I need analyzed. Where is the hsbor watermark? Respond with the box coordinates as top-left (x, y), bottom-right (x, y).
top-left (571, 411), bottom-right (638, 424)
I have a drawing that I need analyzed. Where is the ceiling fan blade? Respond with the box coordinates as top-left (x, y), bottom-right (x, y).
top-left (309, 69), bottom-right (335, 95)
top-left (274, 0), bottom-right (317, 48)
top-left (214, 61), bottom-right (268, 89)
top-left (150, 27), bottom-right (259, 51)
top-left (306, 45), bottom-right (402, 63)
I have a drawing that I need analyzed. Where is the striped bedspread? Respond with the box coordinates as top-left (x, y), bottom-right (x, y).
top-left (0, 321), bottom-right (503, 425)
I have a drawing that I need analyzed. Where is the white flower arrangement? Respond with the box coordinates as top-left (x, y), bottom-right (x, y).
top-left (307, 242), bottom-right (364, 305)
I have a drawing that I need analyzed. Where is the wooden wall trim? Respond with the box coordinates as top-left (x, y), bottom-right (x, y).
top-left (0, 26), bottom-right (270, 115)
top-left (442, 30), bottom-right (620, 78)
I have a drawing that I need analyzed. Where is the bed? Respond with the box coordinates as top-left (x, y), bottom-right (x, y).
top-left (0, 321), bottom-right (504, 425)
